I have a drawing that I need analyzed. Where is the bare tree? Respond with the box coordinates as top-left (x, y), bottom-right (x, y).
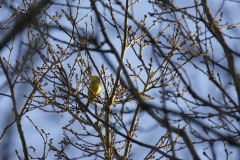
top-left (0, 0), bottom-right (240, 159)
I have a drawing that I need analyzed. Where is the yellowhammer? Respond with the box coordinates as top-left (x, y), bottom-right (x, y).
top-left (86, 75), bottom-right (102, 107)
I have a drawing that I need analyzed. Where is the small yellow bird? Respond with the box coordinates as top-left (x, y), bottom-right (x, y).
top-left (86, 75), bottom-right (102, 107)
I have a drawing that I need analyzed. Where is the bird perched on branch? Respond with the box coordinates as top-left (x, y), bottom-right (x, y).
top-left (86, 75), bottom-right (102, 108)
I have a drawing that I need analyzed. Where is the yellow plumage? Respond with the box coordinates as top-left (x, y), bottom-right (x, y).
top-left (86, 75), bottom-right (102, 107)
